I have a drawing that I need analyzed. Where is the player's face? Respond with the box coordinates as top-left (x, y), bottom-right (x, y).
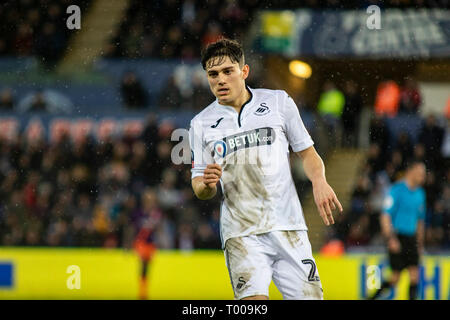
top-left (413, 164), bottom-right (426, 186)
top-left (205, 56), bottom-right (249, 105)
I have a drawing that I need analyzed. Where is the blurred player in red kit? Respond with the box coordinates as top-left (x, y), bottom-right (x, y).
top-left (134, 218), bottom-right (157, 300)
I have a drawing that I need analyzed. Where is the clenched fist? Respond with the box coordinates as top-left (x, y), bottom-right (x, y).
top-left (203, 163), bottom-right (222, 189)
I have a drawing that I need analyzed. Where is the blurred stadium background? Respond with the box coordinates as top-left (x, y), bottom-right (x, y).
top-left (0, 0), bottom-right (449, 299)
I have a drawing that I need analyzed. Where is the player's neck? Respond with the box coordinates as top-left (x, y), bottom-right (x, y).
top-left (221, 86), bottom-right (251, 113)
top-left (404, 177), bottom-right (417, 190)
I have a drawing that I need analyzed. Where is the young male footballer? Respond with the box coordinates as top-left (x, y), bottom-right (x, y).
top-left (189, 39), bottom-right (343, 300)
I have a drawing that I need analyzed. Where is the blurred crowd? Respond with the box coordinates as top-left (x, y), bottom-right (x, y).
top-left (266, 0), bottom-right (450, 9)
top-left (105, 0), bottom-right (258, 59)
top-left (316, 77), bottom-right (425, 148)
top-left (313, 76), bottom-right (449, 252)
top-left (0, 114), bottom-right (223, 249)
top-left (1, 0), bottom-right (448, 65)
top-left (0, 0), bottom-right (91, 68)
top-left (0, 0), bottom-right (449, 253)
top-left (0, 87), bottom-right (74, 113)
top-left (330, 111), bottom-right (450, 251)
top-left (120, 70), bottom-right (214, 111)
top-left (105, 0), bottom-right (449, 59)
top-left (1, 77), bottom-right (449, 251)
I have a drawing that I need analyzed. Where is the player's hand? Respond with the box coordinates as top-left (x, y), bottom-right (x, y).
top-left (388, 237), bottom-right (401, 253)
top-left (418, 243), bottom-right (424, 256)
top-left (203, 163), bottom-right (222, 189)
top-left (312, 179), bottom-right (343, 226)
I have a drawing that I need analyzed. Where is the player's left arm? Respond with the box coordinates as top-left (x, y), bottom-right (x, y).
top-left (416, 190), bottom-right (426, 254)
top-left (280, 92), bottom-right (342, 225)
top-left (296, 146), bottom-right (343, 226)
top-left (417, 220), bottom-right (425, 254)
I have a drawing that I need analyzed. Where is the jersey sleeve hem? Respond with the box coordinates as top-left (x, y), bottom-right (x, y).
top-left (191, 170), bottom-right (204, 179)
top-left (291, 140), bottom-right (314, 153)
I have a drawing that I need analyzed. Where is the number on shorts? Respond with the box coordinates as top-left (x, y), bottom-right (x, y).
top-left (301, 259), bottom-right (319, 281)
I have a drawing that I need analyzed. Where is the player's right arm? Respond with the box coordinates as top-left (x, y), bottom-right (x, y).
top-left (381, 188), bottom-right (400, 253)
top-left (189, 118), bottom-right (221, 200)
top-left (380, 214), bottom-right (400, 253)
top-left (192, 164), bottom-right (222, 200)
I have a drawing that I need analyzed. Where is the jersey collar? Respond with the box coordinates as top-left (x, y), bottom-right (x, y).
top-left (214, 86), bottom-right (254, 127)
top-left (214, 86), bottom-right (254, 111)
top-left (238, 86), bottom-right (253, 127)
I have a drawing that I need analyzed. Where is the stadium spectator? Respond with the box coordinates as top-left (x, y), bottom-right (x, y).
top-left (317, 81), bottom-right (345, 146)
top-left (395, 132), bottom-right (414, 163)
top-left (123, 23), bottom-right (144, 58)
top-left (374, 80), bottom-right (400, 117)
top-left (0, 87), bottom-right (14, 110)
top-left (441, 183), bottom-right (450, 248)
top-left (189, 72), bottom-right (214, 110)
top-left (418, 114), bottom-right (444, 170)
top-left (33, 22), bottom-right (66, 69)
top-left (14, 23), bottom-right (34, 56)
top-left (346, 213), bottom-right (371, 247)
top-left (176, 222), bottom-right (194, 251)
top-left (399, 78), bottom-right (422, 114)
top-left (424, 172), bottom-right (445, 248)
top-left (120, 71), bottom-right (149, 109)
top-left (369, 114), bottom-right (391, 164)
top-left (342, 80), bottom-right (363, 148)
top-left (161, 25), bottom-right (184, 58)
top-left (0, 39), bottom-right (6, 55)
top-left (17, 89), bottom-right (73, 114)
top-left (366, 143), bottom-right (386, 180)
top-left (333, 174), bottom-right (372, 245)
top-left (318, 81), bottom-right (345, 120)
top-left (141, 113), bottom-right (160, 151)
top-left (181, 0), bottom-right (196, 25)
top-left (157, 168), bottom-right (183, 210)
top-left (158, 75), bottom-right (183, 109)
top-left (412, 143), bottom-right (426, 164)
top-left (31, 91), bottom-right (49, 112)
top-left (202, 22), bottom-right (224, 47)
top-left (128, 141), bottom-right (149, 193)
top-left (194, 221), bottom-right (219, 249)
top-left (446, 98), bottom-right (450, 119)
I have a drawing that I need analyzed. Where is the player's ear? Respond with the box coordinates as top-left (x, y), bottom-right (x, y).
top-left (242, 64), bottom-right (249, 80)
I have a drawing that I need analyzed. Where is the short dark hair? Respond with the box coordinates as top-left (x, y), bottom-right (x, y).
top-left (405, 159), bottom-right (426, 171)
top-left (201, 39), bottom-right (245, 70)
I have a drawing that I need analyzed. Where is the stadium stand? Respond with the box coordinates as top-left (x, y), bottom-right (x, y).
top-left (0, 0), bottom-right (448, 253)
top-left (105, 0), bottom-right (450, 59)
top-left (330, 111), bottom-right (449, 251)
top-left (0, 0), bottom-right (92, 67)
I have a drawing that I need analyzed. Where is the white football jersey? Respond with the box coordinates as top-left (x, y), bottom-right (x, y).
top-left (189, 86), bottom-right (314, 249)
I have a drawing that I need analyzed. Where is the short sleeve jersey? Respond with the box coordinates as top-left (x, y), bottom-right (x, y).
top-left (189, 87), bottom-right (314, 248)
top-left (382, 180), bottom-right (426, 236)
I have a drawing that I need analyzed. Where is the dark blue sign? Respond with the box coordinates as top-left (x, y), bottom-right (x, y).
top-left (0, 263), bottom-right (13, 288)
